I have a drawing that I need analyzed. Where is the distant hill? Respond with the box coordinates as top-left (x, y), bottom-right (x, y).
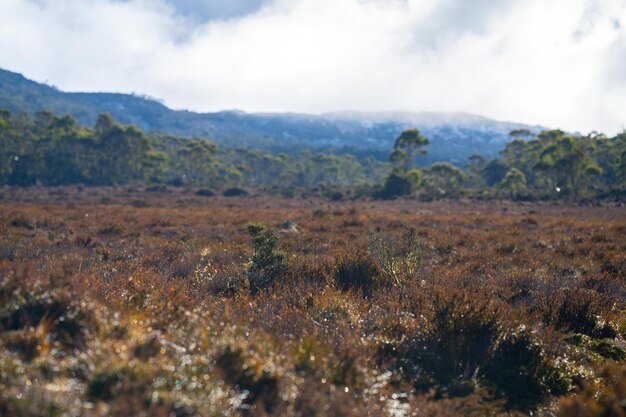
top-left (0, 68), bottom-right (544, 163)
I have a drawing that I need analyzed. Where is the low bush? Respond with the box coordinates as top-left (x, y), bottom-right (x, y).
top-left (215, 345), bottom-right (281, 414)
top-left (482, 327), bottom-right (569, 411)
top-left (537, 288), bottom-right (617, 338)
top-left (382, 286), bottom-right (569, 411)
top-left (195, 188), bottom-right (215, 197)
top-left (333, 251), bottom-right (382, 295)
top-left (247, 223), bottom-right (289, 294)
top-left (0, 290), bottom-right (94, 359)
top-left (368, 227), bottom-right (424, 286)
top-left (224, 187), bottom-right (248, 197)
top-left (558, 364), bottom-right (626, 417)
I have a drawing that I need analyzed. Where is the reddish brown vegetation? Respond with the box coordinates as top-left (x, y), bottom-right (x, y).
top-left (0, 186), bottom-right (625, 416)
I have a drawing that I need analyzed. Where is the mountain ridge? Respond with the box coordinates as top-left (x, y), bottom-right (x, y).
top-left (0, 67), bottom-right (545, 163)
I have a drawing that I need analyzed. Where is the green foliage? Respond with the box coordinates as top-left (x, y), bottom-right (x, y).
top-left (498, 167), bottom-right (527, 198)
top-left (377, 129), bottom-right (430, 199)
top-left (535, 135), bottom-right (602, 199)
top-left (246, 223), bottom-right (289, 294)
top-left (1, 108), bottom-right (625, 203)
top-left (0, 111), bottom-right (166, 185)
top-left (0, 109), bottom-right (387, 189)
top-left (223, 187), bottom-right (248, 197)
top-left (390, 129), bottom-right (429, 171)
top-left (473, 129), bottom-right (626, 200)
top-left (376, 169), bottom-right (421, 199)
top-left (171, 139), bottom-right (218, 185)
top-left (422, 162), bottom-right (466, 198)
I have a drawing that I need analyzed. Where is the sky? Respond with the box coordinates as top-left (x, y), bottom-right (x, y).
top-left (0, 0), bottom-right (625, 134)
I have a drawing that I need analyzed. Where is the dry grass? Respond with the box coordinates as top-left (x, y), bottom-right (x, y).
top-left (0, 186), bottom-right (625, 416)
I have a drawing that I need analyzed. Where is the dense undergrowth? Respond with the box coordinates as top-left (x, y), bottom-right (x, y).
top-left (0, 190), bottom-right (625, 416)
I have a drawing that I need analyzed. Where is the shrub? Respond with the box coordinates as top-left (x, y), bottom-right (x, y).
top-left (368, 227), bottom-right (424, 286)
top-left (385, 288), bottom-right (503, 396)
top-left (419, 289), bottom-right (501, 387)
top-left (224, 187), bottom-right (248, 197)
top-left (206, 271), bottom-right (250, 296)
top-left (145, 184), bottom-right (167, 192)
top-left (86, 365), bottom-right (159, 415)
top-left (195, 188), bottom-right (215, 197)
top-left (558, 364), bottom-right (626, 417)
top-left (482, 327), bottom-right (569, 411)
top-left (326, 191), bottom-right (344, 201)
top-left (537, 288), bottom-right (616, 338)
top-left (0, 292), bottom-right (93, 357)
top-left (333, 251), bottom-right (382, 295)
top-left (383, 287), bottom-right (570, 411)
top-left (215, 345), bottom-right (281, 414)
top-left (374, 170), bottom-right (419, 199)
top-left (247, 223), bottom-right (289, 294)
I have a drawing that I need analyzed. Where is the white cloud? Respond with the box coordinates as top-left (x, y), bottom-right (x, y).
top-left (0, 0), bottom-right (624, 134)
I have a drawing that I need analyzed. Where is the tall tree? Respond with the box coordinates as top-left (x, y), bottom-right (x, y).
top-left (379, 129), bottom-right (429, 199)
top-left (499, 168), bottom-right (527, 199)
top-left (389, 129), bottom-right (430, 172)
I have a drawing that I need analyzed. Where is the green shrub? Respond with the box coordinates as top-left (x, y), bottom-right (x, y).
top-left (195, 188), bottom-right (215, 197)
top-left (374, 170), bottom-right (419, 199)
top-left (247, 223), bottom-right (289, 294)
top-left (224, 187), bottom-right (248, 197)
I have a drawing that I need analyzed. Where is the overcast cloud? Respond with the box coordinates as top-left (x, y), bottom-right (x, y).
top-left (0, 0), bottom-right (624, 134)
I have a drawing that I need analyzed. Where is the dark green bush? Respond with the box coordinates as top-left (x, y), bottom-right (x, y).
top-left (195, 188), bottom-right (215, 197)
top-left (374, 171), bottom-right (416, 199)
top-left (247, 223), bottom-right (289, 294)
top-left (224, 187), bottom-right (248, 197)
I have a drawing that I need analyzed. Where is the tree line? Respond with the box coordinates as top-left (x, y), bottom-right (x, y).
top-left (376, 127), bottom-right (625, 201)
top-left (0, 110), bottom-right (386, 190)
top-left (1, 109), bottom-right (624, 200)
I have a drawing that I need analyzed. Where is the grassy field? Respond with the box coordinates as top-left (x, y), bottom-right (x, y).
top-left (1, 186), bottom-right (625, 416)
